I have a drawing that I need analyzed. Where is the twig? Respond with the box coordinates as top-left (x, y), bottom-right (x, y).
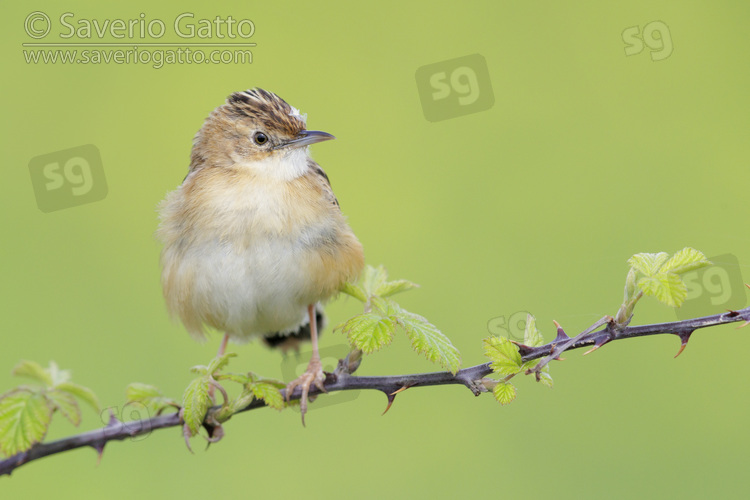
top-left (2, 306), bottom-right (748, 476)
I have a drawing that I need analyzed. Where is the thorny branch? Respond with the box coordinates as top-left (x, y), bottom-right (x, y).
top-left (2, 306), bottom-right (749, 477)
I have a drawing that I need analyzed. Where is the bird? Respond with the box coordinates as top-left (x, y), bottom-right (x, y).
top-left (156, 88), bottom-right (364, 422)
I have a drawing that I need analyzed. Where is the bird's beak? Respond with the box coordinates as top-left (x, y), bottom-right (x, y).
top-left (276, 130), bottom-right (335, 150)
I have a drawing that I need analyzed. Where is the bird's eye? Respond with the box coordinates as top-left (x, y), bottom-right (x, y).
top-left (253, 132), bottom-right (268, 145)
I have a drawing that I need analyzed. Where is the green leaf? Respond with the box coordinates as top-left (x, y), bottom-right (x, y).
top-left (339, 312), bottom-right (395, 353)
top-left (341, 281), bottom-right (368, 302)
top-left (370, 296), bottom-right (400, 316)
top-left (492, 382), bottom-right (517, 405)
top-left (661, 247), bottom-right (712, 276)
top-left (628, 252), bottom-right (669, 277)
top-left (47, 362), bottom-right (71, 386)
top-left (360, 265), bottom-right (388, 298)
top-left (0, 390), bottom-right (53, 456)
top-left (216, 373), bottom-right (250, 385)
top-left (250, 382), bottom-right (284, 411)
top-left (224, 391), bottom-right (254, 419)
top-left (395, 309), bottom-right (461, 374)
top-left (523, 314), bottom-right (544, 347)
top-left (624, 267), bottom-right (637, 302)
top-left (11, 360), bottom-right (53, 386)
top-left (206, 353), bottom-right (237, 375)
top-left (182, 377), bottom-right (210, 436)
top-left (55, 382), bottom-right (101, 413)
top-left (538, 370), bottom-right (554, 389)
top-left (483, 336), bottom-right (523, 375)
top-left (375, 279), bottom-right (419, 298)
top-left (45, 389), bottom-right (81, 426)
top-left (125, 383), bottom-right (177, 415)
top-left (638, 273), bottom-right (687, 307)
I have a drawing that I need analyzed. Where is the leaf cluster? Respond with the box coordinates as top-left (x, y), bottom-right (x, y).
top-left (340, 265), bottom-right (461, 374)
top-left (0, 361), bottom-right (99, 456)
top-left (482, 314), bottom-right (552, 404)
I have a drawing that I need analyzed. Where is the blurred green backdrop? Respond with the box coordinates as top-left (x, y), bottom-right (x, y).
top-left (2, 1), bottom-right (749, 498)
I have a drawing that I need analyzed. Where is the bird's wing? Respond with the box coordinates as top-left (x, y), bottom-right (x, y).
top-left (307, 159), bottom-right (340, 208)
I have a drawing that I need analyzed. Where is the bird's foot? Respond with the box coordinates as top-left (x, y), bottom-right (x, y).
top-left (285, 357), bottom-right (327, 425)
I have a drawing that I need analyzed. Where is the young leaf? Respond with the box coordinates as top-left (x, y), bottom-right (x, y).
top-left (624, 267), bottom-right (637, 302)
top-left (215, 372), bottom-right (250, 385)
top-left (483, 336), bottom-right (523, 375)
top-left (523, 314), bottom-right (544, 347)
top-left (47, 362), bottom-right (71, 386)
top-left (492, 382), bottom-right (517, 405)
top-left (11, 360), bottom-right (53, 386)
top-left (44, 389), bottom-right (81, 426)
top-left (339, 312), bottom-right (395, 353)
top-left (360, 265), bottom-right (388, 298)
top-left (0, 390), bottom-right (53, 456)
top-left (376, 279), bottom-right (419, 298)
top-left (55, 382), bottom-right (101, 413)
top-left (125, 383), bottom-right (178, 415)
top-left (661, 247), bottom-right (711, 275)
top-left (182, 377), bottom-right (210, 436)
top-left (206, 352), bottom-right (237, 375)
top-left (395, 309), bottom-right (461, 374)
top-left (250, 382), bottom-right (284, 411)
top-left (341, 281), bottom-right (367, 303)
top-left (638, 273), bottom-right (686, 307)
top-left (538, 370), bottom-right (554, 389)
top-left (628, 252), bottom-right (669, 277)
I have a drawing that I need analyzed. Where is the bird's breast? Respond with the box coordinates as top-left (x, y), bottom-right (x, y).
top-left (157, 165), bottom-right (364, 340)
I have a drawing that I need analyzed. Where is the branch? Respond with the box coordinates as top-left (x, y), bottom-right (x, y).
top-left (2, 306), bottom-right (748, 476)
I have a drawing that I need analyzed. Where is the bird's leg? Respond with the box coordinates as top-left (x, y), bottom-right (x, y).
top-left (217, 333), bottom-right (229, 358)
top-left (285, 304), bottom-right (327, 425)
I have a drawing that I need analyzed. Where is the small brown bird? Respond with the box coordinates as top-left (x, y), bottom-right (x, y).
top-left (157, 88), bottom-right (364, 421)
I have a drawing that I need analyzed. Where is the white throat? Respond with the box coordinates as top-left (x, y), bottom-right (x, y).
top-left (241, 147), bottom-right (310, 181)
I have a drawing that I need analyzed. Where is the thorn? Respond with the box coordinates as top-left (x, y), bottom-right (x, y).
top-left (382, 384), bottom-right (412, 415)
top-left (92, 441), bottom-right (105, 465)
top-left (727, 309), bottom-right (740, 317)
top-left (106, 409), bottom-right (121, 427)
top-left (738, 321), bottom-right (749, 329)
top-left (583, 335), bottom-right (613, 355)
top-left (511, 341), bottom-right (535, 357)
top-left (382, 392), bottom-right (396, 416)
top-left (674, 330), bottom-right (694, 358)
top-left (390, 385), bottom-right (410, 396)
top-left (552, 320), bottom-right (570, 343)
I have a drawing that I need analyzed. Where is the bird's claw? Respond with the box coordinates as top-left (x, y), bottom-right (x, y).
top-left (285, 357), bottom-right (327, 425)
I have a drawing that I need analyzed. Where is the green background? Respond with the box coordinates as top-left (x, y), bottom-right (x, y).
top-left (2, 1), bottom-right (749, 498)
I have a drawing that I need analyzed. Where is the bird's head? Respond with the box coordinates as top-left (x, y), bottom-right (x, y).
top-left (189, 88), bottom-right (334, 177)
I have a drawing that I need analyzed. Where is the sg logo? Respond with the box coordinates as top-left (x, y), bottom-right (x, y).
top-left (487, 311), bottom-right (532, 341)
top-left (28, 144), bottom-right (107, 212)
top-left (676, 254), bottom-right (747, 320)
top-left (622, 20), bottom-right (673, 61)
top-left (415, 53), bottom-right (494, 122)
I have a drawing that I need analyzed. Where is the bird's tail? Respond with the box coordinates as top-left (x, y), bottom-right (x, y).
top-left (262, 304), bottom-right (326, 355)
